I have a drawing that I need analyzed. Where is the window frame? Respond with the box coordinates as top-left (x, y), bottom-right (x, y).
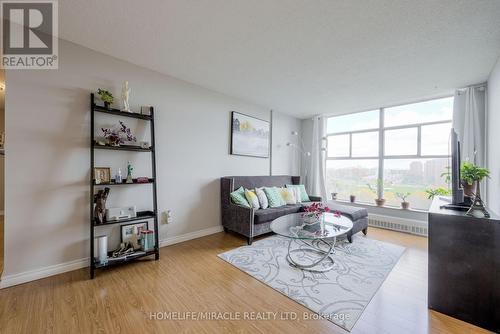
top-left (325, 97), bottom-right (452, 203)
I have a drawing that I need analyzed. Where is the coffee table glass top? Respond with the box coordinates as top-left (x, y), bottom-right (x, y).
top-left (270, 212), bottom-right (353, 240)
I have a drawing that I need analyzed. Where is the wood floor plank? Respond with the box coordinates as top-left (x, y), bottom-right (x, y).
top-left (0, 227), bottom-right (492, 333)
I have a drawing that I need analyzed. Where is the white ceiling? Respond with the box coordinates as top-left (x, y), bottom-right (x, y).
top-left (59, 0), bottom-right (500, 118)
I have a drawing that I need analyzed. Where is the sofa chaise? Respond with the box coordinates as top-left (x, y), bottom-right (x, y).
top-left (221, 175), bottom-right (368, 244)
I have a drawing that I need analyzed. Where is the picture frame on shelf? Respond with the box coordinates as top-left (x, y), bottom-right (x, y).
top-left (94, 167), bottom-right (111, 184)
top-left (120, 221), bottom-right (148, 250)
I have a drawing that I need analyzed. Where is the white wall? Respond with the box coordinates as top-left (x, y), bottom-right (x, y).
top-left (2, 40), bottom-right (300, 284)
top-left (487, 56), bottom-right (500, 216)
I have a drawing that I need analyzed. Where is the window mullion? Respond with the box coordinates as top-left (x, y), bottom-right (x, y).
top-left (417, 125), bottom-right (422, 157)
top-left (349, 133), bottom-right (352, 158)
top-left (378, 108), bottom-right (384, 199)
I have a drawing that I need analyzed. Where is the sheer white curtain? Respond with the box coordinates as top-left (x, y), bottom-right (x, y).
top-left (452, 85), bottom-right (487, 166)
top-left (307, 115), bottom-right (327, 200)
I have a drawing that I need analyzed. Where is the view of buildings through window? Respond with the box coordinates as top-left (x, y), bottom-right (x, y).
top-left (326, 97), bottom-right (453, 210)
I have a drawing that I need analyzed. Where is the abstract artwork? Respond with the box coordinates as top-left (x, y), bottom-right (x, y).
top-left (230, 111), bottom-right (270, 158)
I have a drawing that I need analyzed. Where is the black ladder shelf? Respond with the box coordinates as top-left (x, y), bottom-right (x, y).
top-left (90, 93), bottom-right (159, 279)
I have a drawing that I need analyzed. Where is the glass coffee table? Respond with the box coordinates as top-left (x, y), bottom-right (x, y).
top-left (270, 212), bottom-right (353, 272)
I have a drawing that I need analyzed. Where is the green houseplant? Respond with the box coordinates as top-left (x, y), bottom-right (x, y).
top-left (425, 187), bottom-right (450, 200)
top-left (460, 162), bottom-right (490, 196)
top-left (396, 192), bottom-right (411, 210)
top-left (367, 179), bottom-right (385, 207)
top-left (97, 88), bottom-right (114, 109)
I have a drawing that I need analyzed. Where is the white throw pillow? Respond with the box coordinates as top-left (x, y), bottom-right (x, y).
top-left (255, 187), bottom-right (269, 209)
top-left (292, 187), bottom-right (302, 203)
top-left (280, 187), bottom-right (297, 205)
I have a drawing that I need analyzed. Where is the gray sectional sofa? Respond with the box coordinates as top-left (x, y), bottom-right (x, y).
top-left (221, 175), bottom-right (368, 245)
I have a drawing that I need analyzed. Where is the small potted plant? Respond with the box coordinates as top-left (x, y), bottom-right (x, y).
top-left (97, 88), bottom-right (114, 110)
top-left (349, 194), bottom-right (356, 203)
top-left (425, 187), bottom-right (450, 200)
top-left (101, 121), bottom-right (137, 147)
top-left (367, 180), bottom-right (385, 207)
top-left (460, 162), bottom-right (490, 197)
top-left (396, 192), bottom-right (411, 210)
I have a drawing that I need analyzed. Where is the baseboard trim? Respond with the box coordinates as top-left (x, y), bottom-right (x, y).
top-left (0, 225), bottom-right (224, 289)
top-left (0, 257), bottom-right (89, 289)
top-left (159, 225), bottom-right (224, 248)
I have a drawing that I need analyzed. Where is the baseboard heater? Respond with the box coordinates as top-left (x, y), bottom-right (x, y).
top-left (368, 214), bottom-right (428, 237)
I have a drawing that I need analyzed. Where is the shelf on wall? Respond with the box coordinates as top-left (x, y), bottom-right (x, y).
top-left (94, 249), bottom-right (158, 269)
top-left (93, 104), bottom-right (152, 120)
top-left (93, 210), bottom-right (156, 226)
top-left (93, 143), bottom-right (153, 152)
top-left (93, 178), bottom-right (154, 186)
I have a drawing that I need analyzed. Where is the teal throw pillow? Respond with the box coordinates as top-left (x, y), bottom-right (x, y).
top-left (263, 187), bottom-right (286, 207)
top-left (230, 186), bottom-right (250, 208)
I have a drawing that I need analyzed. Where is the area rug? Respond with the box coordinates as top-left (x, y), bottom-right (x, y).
top-left (218, 235), bottom-right (405, 331)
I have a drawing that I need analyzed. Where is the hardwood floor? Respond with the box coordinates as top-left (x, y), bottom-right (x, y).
top-left (0, 227), bottom-right (491, 334)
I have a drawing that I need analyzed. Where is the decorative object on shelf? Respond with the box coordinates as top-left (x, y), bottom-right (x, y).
top-left (96, 235), bottom-right (108, 265)
top-left (115, 168), bottom-right (123, 183)
top-left (126, 161), bottom-right (134, 183)
top-left (230, 111), bottom-right (270, 158)
top-left (331, 192), bottom-right (338, 200)
top-left (302, 202), bottom-right (331, 224)
top-left (101, 121), bottom-right (137, 147)
top-left (461, 163), bottom-right (490, 218)
top-left (136, 177), bottom-right (150, 183)
top-left (93, 187), bottom-right (110, 224)
top-left (141, 106), bottom-right (151, 115)
top-left (367, 180), bottom-right (385, 207)
top-left (140, 141), bottom-right (150, 149)
top-left (121, 81), bottom-right (131, 112)
top-left (106, 206), bottom-right (137, 221)
top-left (396, 192), bottom-right (411, 210)
top-left (121, 221), bottom-right (148, 250)
top-left (141, 230), bottom-right (155, 251)
top-left (460, 162), bottom-right (490, 197)
top-left (111, 241), bottom-right (135, 258)
top-left (94, 167), bottom-right (111, 184)
top-left (97, 88), bottom-right (114, 109)
top-left (350, 195), bottom-right (356, 203)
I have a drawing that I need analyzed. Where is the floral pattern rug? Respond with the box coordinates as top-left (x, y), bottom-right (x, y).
top-left (218, 235), bottom-right (405, 331)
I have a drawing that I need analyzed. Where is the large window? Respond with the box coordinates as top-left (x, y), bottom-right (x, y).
top-left (325, 97), bottom-right (453, 210)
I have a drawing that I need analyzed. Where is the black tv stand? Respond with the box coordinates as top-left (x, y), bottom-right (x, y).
top-left (428, 197), bottom-right (500, 332)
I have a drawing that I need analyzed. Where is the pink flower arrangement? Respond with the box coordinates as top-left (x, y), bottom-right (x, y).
top-left (303, 202), bottom-right (330, 220)
top-left (302, 203), bottom-right (342, 222)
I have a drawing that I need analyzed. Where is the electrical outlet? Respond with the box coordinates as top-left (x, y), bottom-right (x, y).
top-left (162, 210), bottom-right (173, 224)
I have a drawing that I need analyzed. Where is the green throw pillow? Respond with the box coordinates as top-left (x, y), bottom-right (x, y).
top-left (263, 187), bottom-right (286, 207)
top-left (286, 184), bottom-right (310, 202)
top-left (230, 186), bottom-right (250, 208)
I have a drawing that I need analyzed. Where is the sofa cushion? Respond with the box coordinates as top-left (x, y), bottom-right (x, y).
top-left (325, 201), bottom-right (368, 221)
top-left (230, 187), bottom-right (250, 208)
top-left (286, 184), bottom-right (310, 202)
top-left (255, 187), bottom-right (269, 209)
top-left (264, 187), bottom-right (286, 208)
top-left (254, 205), bottom-right (302, 224)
